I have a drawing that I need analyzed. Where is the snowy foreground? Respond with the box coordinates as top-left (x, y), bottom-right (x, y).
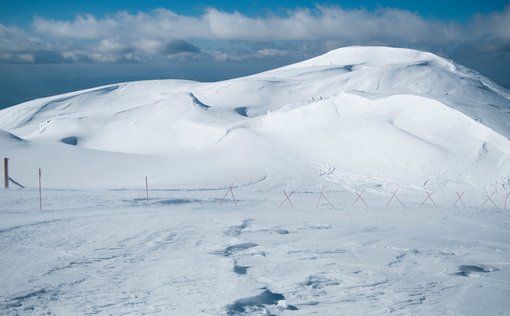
top-left (1, 188), bottom-right (509, 315)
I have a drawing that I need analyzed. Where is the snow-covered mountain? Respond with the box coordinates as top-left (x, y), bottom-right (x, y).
top-left (1, 46), bottom-right (509, 189)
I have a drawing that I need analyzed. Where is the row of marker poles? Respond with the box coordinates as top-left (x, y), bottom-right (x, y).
top-left (30, 180), bottom-right (510, 210)
top-left (3, 158), bottom-right (510, 210)
top-left (30, 179), bottom-right (510, 211)
top-left (135, 178), bottom-right (510, 210)
top-left (278, 188), bottom-right (510, 209)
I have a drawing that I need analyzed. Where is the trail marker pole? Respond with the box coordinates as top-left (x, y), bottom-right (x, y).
top-left (145, 176), bottom-right (149, 205)
top-left (481, 189), bottom-right (498, 208)
top-left (220, 183), bottom-right (237, 207)
top-left (419, 191), bottom-right (437, 208)
top-left (3, 158), bottom-right (8, 189)
top-left (278, 190), bottom-right (294, 209)
top-left (453, 192), bottom-right (466, 207)
top-left (352, 189), bottom-right (369, 208)
top-left (230, 185), bottom-right (237, 208)
top-left (316, 185), bottom-right (335, 209)
top-left (38, 169), bottom-right (42, 210)
top-left (2, 158), bottom-right (24, 189)
top-left (503, 185), bottom-right (509, 210)
top-left (505, 188), bottom-right (509, 210)
top-left (220, 184), bottom-right (230, 204)
top-left (386, 188), bottom-right (405, 207)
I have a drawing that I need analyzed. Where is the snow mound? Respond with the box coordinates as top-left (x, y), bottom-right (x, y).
top-left (0, 130), bottom-right (26, 146)
top-left (279, 46), bottom-right (456, 70)
top-left (0, 46), bottom-right (509, 189)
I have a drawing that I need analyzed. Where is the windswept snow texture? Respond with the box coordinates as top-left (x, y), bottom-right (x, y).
top-left (1, 46), bottom-right (510, 314)
top-left (1, 190), bottom-right (510, 315)
top-left (0, 46), bottom-right (510, 190)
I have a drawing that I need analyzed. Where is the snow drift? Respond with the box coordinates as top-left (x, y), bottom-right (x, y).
top-left (0, 46), bottom-right (509, 189)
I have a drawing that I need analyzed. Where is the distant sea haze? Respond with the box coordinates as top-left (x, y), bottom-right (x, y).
top-left (0, 59), bottom-right (291, 109)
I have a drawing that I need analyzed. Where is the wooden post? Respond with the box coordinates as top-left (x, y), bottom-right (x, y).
top-left (3, 158), bottom-right (8, 189)
top-left (505, 187), bottom-right (509, 210)
top-left (145, 176), bottom-right (149, 204)
top-left (38, 169), bottom-right (42, 210)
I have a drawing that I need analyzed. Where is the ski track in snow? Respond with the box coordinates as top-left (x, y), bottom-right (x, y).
top-left (0, 189), bottom-right (509, 315)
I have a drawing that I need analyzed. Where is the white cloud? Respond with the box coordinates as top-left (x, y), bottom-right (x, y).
top-left (474, 7), bottom-right (510, 41)
top-left (30, 7), bottom-right (462, 43)
top-left (0, 24), bottom-right (46, 52)
top-left (32, 10), bottom-right (211, 40)
top-left (255, 49), bottom-right (288, 57)
top-left (0, 5), bottom-right (509, 64)
top-left (18, 53), bottom-right (35, 62)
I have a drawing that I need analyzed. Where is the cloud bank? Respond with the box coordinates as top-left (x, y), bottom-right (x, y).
top-left (1, 5), bottom-right (509, 63)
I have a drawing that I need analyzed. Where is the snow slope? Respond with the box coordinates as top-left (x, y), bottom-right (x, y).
top-left (0, 46), bottom-right (509, 189)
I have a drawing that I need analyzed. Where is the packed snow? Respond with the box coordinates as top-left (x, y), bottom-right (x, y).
top-left (0, 46), bottom-right (509, 315)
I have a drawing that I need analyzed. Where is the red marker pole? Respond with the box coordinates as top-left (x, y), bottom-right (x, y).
top-left (38, 169), bottom-right (42, 210)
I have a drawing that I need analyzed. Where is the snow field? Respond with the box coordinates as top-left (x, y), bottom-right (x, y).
top-left (0, 189), bottom-right (509, 315)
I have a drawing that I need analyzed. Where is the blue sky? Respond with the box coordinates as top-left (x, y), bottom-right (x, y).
top-left (1, 0), bottom-right (510, 107)
top-left (1, 0), bottom-right (508, 23)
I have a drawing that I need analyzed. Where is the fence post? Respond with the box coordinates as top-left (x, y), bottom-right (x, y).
top-left (145, 176), bottom-right (149, 204)
top-left (316, 185), bottom-right (335, 209)
top-left (38, 169), bottom-right (42, 210)
top-left (3, 158), bottom-right (8, 189)
top-left (220, 183), bottom-right (238, 207)
top-left (278, 190), bottom-right (295, 209)
top-left (505, 187), bottom-right (509, 210)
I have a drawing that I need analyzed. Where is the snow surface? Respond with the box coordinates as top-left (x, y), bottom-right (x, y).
top-left (1, 189), bottom-right (509, 315)
top-left (1, 46), bottom-right (510, 314)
